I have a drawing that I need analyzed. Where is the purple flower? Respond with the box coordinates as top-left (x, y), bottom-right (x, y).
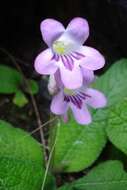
top-left (50, 87), bottom-right (107, 125)
top-left (34, 17), bottom-right (105, 89)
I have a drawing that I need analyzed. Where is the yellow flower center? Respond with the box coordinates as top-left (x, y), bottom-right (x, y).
top-left (64, 88), bottom-right (75, 96)
top-left (53, 40), bottom-right (73, 55)
top-left (53, 41), bottom-right (65, 54)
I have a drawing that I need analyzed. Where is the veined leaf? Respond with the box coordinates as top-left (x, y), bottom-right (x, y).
top-left (106, 98), bottom-right (127, 155)
top-left (0, 120), bottom-right (44, 190)
top-left (59, 161), bottom-right (127, 190)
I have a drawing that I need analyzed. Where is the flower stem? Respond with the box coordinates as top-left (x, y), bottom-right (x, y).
top-left (41, 122), bottom-right (60, 190)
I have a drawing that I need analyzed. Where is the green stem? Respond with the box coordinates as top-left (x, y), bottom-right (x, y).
top-left (41, 122), bottom-right (60, 190)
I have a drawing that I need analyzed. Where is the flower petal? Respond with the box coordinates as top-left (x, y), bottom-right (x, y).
top-left (48, 75), bottom-right (58, 95)
top-left (50, 91), bottom-right (68, 114)
top-left (59, 64), bottom-right (83, 89)
top-left (85, 88), bottom-right (107, 108)
top-left (70, 104), bottom-right (92, 125)
top-left (54, 70), bottom-right (64, 88)
top-left (79, 46), bottom-right (105, 70)
top-left (81, 67), bottom-right (95, 84)
top-left (40, 19), bottom-right (65, 46)
top-left (34, 49), bottom-right (58, 75)
top-left (66, 17), bottom-right (89, 44)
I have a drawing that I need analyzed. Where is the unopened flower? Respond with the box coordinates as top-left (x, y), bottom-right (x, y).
top-left (50, 87), bottom-right (107, 125)
top-left (48, 75), bottom-right (58, 95)
top-left (34, 17), bottom-right (105, 89)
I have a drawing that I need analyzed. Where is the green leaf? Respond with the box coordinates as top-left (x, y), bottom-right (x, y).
top-left (26, 79), bottom-right (39, 95)
top-left (0, 120), bottom-right (44, 190)
top-left (100, 59), bottom-right (127, 156)
top-left (59, 161), bottom-right (127, 190)
top-left (58, 184), bottom-right (71, 190)
top-left (106, 98), bottom-right (127, 155)
top-left (50, 59), bottom-right (127, 173)
top-left (96, 59), bottom-right (127, 156)
top-left (44, 174), bottom-right (57, 190)
top-left (13, 90), bottom-right (28, 107)
top-left (0, 65), bottom-right (22, 93)
top-left (50, 115), bottom-right (107, 173)
top-left (93, 59), bottom-right (127, 106)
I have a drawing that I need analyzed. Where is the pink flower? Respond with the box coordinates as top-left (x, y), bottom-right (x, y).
top-left (50, 87), bottom-right (107, 125)
top-left (34, 17), bottom-right (105, 89)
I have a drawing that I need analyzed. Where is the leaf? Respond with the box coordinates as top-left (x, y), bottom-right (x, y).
top-left (49, 59), bottom-right (127, 173)
top-left (93, 59), bottom-right (127, 106)
top-left (58, 184), bottom-right (71, 190)
top-left (13, 90), bottom-right (28, 107)
top-left (99, 60), bottom-right (127, 156)
top-left (0, 65), bottom-right (38, 96)
top-left (0, 65), bottom-right (22, 93)
top-left (50, 115), bottom-right (107, 173)
top-left (96, 59), bottom-right (127, 156)
top-left (25, 79), bottom-right (39, 95)
top-left (44, 174), bottom-right (57, 190)
top-left (58, 161), bottom-right (127, 190)
top-left (106, 98), bottom-right (127, 155)
top-left (0, 120), bottom-right (44, 190)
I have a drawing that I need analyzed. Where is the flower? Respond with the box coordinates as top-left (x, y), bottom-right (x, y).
top-left (34, 17), bottom-right (105, 89)
top-left (48, 74), bottom-right (58, 95)
top-left (50, 87), bottom-right (107, 125)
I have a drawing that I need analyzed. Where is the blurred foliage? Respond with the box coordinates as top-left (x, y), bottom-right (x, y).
top-left (13, 90), bottom-right (28, 107)
top-left (0, 65), bottom-right (39, 107)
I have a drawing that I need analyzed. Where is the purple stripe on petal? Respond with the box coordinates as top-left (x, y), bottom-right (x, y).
top-left (61, 55), bottom-right (73, 71)
top-left (71, 51), bottom-right (85, 60)
top-left (55, 54), bottom-right (60, 61)
top-left (74, 95), bottom-right (82, 108)
top-left (67, 55), bottom-right (74, 70)
top-left (64, 95), bottom-right (70, 102)
top-left (51, 54), bottom-right (56, 60)
top-left (64, 55), bottom-right (74, 70)
top-left (70, 96), bottom-right (82, 109)
top-left (69, 96), bottom-right (78, 107)
top-left (63, 55), bottom-right (72, 70)
top-left (70, 53), bottom-right (81, 60)
top-left (74, 52), bottom-right (85, 58)
top-left (77, 94), bottom-right (86, 100)
top-left (80, 92), bottom-right (91, 98)
top-left (61, 55), bottom-right (68, 68)
top-left (52, 54), bottom-right (59, 61)
top-left (64, 95), bottom-right (67, 102)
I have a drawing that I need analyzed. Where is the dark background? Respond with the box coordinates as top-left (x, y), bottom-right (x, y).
top-left (1, 0), bottom-right (127, 69)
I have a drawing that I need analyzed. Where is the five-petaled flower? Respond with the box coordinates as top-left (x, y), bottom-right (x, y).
top-left (50, 86), bottom-right (107, 125)
top-left (34, 17), bottom-right (105, 89)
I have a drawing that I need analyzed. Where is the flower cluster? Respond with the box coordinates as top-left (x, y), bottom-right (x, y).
top-left (34, 17), bottom-right (107, 125)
